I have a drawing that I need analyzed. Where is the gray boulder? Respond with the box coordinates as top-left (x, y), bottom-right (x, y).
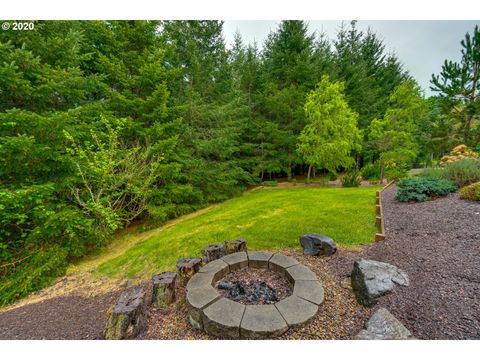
top-left (355, 308), bottom-right (414, 340)
top-left (103, 287), bottom-right (147, 339)
top-left (351, 259), bottom-right (409, 307)
top-left (299, 233), bottom-right (336, 256)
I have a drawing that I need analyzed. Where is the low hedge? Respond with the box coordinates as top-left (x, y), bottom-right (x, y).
top-left (460, 182), bottom-right (480, 201)
top-left (396, 177), bottom-right (457, 202)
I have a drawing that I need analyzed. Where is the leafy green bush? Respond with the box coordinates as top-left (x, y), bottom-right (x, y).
top-left (460, 182), bottom-right (480, 201)
top-left (361, 163), bottom-right (381, 181)
top-left (441, 158), bottom-right (480, 187)
top-left (395, 177), bottom-right (457, 202)
top-left (342, 169), bottom-right (361, 187)
top-left (261, 181), bottom-right (278, 187)
top-left (385, 167), bottom-right (408, 181)
top-left (419, 167), bottom-right (444, 179)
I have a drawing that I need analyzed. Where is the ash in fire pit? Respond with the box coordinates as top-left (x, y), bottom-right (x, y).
top-left (216, 268), bottom-right (292, 305)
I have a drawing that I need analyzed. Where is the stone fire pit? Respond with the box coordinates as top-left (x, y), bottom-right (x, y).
top-left (186, 251), bottom-right (324, 339)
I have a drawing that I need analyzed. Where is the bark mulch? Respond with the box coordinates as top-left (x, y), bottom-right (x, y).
top-left (1, 185), bottom-right (479, 339)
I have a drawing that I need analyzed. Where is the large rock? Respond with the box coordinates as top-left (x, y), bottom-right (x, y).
top-left (300, 233), bottom-right (337, 256)
top-left (351, 259), bottom-right (409, 307)
top-left (355, 308), bottom-right (414, 340)
top-left (103, 287), bottom-right (147, 339)
top-left (225, 238), bottom-right (247, 253)
top-left (151, 272), bottom-right (177, 308)
top-left (201, 244), bottom-right (227, 263)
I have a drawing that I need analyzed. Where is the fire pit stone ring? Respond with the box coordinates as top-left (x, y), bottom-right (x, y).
top-left (186, 251), bottom-right (324, 339)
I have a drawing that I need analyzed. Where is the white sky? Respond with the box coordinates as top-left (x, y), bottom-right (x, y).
top-left (223, 20), bottom-right (480, 97)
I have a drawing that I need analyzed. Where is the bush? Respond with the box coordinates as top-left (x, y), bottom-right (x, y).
top-left (460, 182), bottom-right (480, 201)
top-left (419, 167), bottom-right (444, 179)
top-left (440, 144), bottom-right (479, 166)
top-left (385, 167), bottom-right (408, 181)
top-left (261, 180), bottom-right (278, 187)
top-left (441, 158), bottom-right (480, 187)
top-left (395, 177), bottom-right (457, 202)
top-left (361, 163), bottom-right (381, 181)
top-left (342, 169), bottom-right (361, 187)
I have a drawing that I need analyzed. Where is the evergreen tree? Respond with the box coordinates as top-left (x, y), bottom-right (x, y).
top-left (431, 25), bottom-right (480, 145)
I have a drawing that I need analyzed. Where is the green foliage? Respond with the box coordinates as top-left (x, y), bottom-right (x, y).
top-left (395, 177), bottom-right (457, 202)
top-left (361, 162), bottom-right (381, 181)
top-left (342, 169), bottom-right (362, 187)
top-left (431, 25), bottom-right (480, 145)
top-left (261, 181), bottom-right (278, 187)
top-left (368, 80), bottom-right (427, 180)
top-left (297, 75), bottom-right (361, 179)
top-left (460, 182), bottom-right (480, 201)
top-left (419, 167), bottom-right (445, 179)
top-left (441, 158), bottom-right (480, 187)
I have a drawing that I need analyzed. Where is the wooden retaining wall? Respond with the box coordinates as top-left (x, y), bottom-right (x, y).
top-left (375, 180), bottom-right (395, 241)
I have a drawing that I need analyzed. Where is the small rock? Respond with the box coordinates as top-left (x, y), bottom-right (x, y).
top-left (225, 238), bottom-right (247, 253)
top-left (299, 233), bottom-right (337, 256)
top-left (201, 244), bottom-right (227, 263)
top-left (351, 258), bottom-right (409, 307)
top-left (103, 287), bottom-right (147, 340)
top-left (355, 308), bottom-right (414, 340)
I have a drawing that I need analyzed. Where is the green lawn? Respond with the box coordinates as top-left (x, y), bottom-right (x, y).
top-left (96, 186), bottom-right (379, 278)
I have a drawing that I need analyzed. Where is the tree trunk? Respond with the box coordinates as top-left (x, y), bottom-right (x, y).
top-left (287, 160), bottom-right (292, 181)
top-left (380, 163), bottom-right (385, 184)
top-left (307, 164), bottom-right (313, 183)
top-left (312, 166), bottom-right (316, 179)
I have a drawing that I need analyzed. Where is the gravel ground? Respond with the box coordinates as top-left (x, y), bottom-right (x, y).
top-left (1, 185), bottom-right (479, 339)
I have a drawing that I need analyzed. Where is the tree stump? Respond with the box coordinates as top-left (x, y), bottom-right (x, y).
top-left (225, 238), bottom-right (247, 253)
top-left (201, 244), bottom-right (227, 263)
top-left (176, 257), bottom-right (202, 284)
top-left (103, 287), bottom-right (147, 340)
top-left (151, 272), bottom-right (177, 307)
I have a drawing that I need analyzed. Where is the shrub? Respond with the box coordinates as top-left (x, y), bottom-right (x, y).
top-left (385, 167), bottom-right (408, 181)
top-left (395, 177), bottom-right (457, 202)
top-left (460, 182), bottom-right (480, 201)
top-left (440, 144), bottom-right (479, 166)
top-left (361, 163), bottom-right (381, 181)
top-left (342, 169), bottom-right (361, 187)
top-left (261, 181), bottom-right (278, 187)
top-left (441, 158), bottom-right (480, 187)
top-left (419, 167), bottom-right (444, 179)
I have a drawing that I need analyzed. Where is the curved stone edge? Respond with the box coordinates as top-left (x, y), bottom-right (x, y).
top-left (186, 252), bottom-right (323, 338)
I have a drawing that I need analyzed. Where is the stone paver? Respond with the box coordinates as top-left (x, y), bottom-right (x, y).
top-left (186, 272), bottom-right (215, 291)
top-left (186, 286), bottom-right (220, 330)
top-left (269, 253), bottom-right (299, 275)
top-left (247, 251), bottom-right (273, 269)
top-left (221, 251), bottom-right (248, 271)
top-left (198, 259), bottom-right (229, 281)
top-left (275, 295), bottom-right (318, 327)
top-left (293, 280), bottom-right (324, 305)
top-left (203, 298), bottom-right (246, 339)
top-left (286, 264), bottom-right (317, 282)
top-left (240, 304), bottom-right (288, 339)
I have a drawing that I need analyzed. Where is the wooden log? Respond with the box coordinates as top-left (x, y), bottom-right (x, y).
top-left (176, 257), bottom-right (202, 284)
top-left (201, 244), bottom-right (227, 263)
top-left (225, 238), bottom-right (247, 254)
top-left (151, 272), bottom-right (177, 307)
top-left (104, 287), bottom-right (147, 339)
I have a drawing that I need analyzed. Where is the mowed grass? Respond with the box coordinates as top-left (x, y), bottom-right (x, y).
top-left (96, 186), bottom-right (379, 278)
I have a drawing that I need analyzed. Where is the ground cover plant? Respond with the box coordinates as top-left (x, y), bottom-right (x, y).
top-left (395, 177), bottom-right (457, 202)
top-left (460, 182), bottom-right (480, 201)
top-left (96, 187), bottom-right (378, 278)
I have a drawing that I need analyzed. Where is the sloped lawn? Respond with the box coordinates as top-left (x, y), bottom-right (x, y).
top-left (96, 186), bottom-right (379, 278)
